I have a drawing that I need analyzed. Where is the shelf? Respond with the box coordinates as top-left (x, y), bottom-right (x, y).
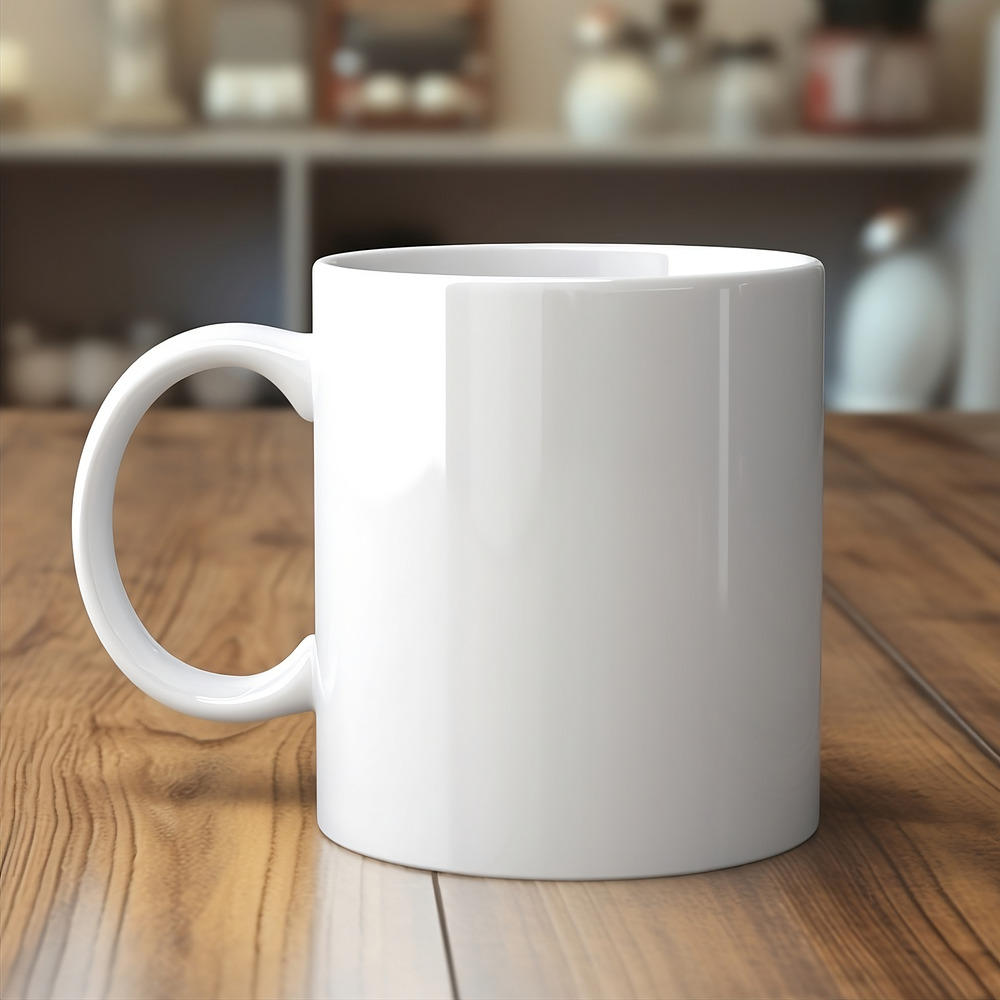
top-left (0, 128), bottom-right (982, 169)
top-left (1, 125), bottom-right (982, 339)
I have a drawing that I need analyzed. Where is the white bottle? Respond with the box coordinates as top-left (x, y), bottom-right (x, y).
top-left (653, 0), bottom-right (703, 130)
top-left (100, 0), bottom-right (188, 129)
top-left (70, 333), bottom-right (129, 409)
top-left (126, 316), bottom-right (172, 359)
top-left (710, 39), bottom-right (786, 141)
top-left (563, 8), bottom-right (661, 142)
top-left (831, 208), bottom-right (959, 412)
top-left (3, 322), bottom-right (71, 406)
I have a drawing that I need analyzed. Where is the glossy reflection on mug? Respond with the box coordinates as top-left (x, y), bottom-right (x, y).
top-left (75, 244), bottom-right (824, 880)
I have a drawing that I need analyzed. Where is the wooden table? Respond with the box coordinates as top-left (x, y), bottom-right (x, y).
top-left (2, 410), bottom-right (998, 1000)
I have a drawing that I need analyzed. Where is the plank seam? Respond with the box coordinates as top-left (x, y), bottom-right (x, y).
top-left (824, 580), bottom-right (1000, 768)
top-left (432, 871), bottom-right (460, 1000)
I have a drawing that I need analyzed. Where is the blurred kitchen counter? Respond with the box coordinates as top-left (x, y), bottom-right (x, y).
top-left (1, 408), bottom-right (998, 999)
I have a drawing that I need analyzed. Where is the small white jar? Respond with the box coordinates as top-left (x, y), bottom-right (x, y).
top-left (563, 7), bottom-right (661, 142)
top-left (710, 39), bottom-right (786, 141)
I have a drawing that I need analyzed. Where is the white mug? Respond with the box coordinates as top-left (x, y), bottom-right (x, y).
top-left (74, 244), bottom-right (825, 880)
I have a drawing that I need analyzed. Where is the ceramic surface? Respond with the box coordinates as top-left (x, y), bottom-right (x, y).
top-left (74, 243), bottom-right (825, 879)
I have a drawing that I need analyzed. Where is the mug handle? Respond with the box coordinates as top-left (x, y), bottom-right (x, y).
top-left (72, 324), bottom-right (317, 722)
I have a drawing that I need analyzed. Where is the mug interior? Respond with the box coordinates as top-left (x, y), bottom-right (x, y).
top-left (325, 244), bottom-right (816, 280)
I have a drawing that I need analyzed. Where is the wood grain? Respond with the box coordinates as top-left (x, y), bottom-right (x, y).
top-left (0, 410), bottom-right (452, 1000)
top-left (438, 602), bottom-right (1000, 1000)
top-left (906, 411), bottom-right (1000, 460)
top-left (823, 436), bottom-right (1000, 756)
top-left (826, 414), bottom-right (1000, 559)
top-left (3, 409), bottom-right (1000, 1000)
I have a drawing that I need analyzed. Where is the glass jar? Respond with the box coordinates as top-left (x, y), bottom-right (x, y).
top-left (709, 39), bottom-right (786, 141)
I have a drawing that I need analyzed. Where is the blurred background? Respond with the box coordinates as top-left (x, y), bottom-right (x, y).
top-left (0, 0), bottom-right (997, 410)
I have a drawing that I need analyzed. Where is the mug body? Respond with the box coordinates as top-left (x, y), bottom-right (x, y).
top-left (311, 244), bottom-right (824, 879)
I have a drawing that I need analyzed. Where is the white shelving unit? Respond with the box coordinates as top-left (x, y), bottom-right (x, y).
top-left (0, 128), bottom-right (981, 166)
top-left (0, 128), bottom-right (983, 359)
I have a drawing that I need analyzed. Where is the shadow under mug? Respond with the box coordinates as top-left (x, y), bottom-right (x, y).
top-left (74, 243), bottom-right (825, 880)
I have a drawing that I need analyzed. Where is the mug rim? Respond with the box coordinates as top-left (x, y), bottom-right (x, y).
top-left (318, 243), bottom-right (822, 284)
